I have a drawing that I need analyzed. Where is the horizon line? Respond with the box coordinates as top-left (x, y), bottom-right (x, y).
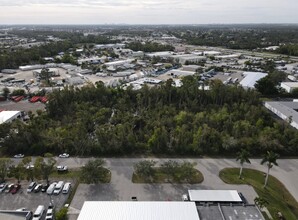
top-left (1, 23), bottom-right (298, 26)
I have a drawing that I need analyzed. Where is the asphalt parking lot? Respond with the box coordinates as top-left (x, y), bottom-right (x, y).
top-left (0, 180), bottom-right (71, 213)
top-left (0, 100), bottom-right (45, 113)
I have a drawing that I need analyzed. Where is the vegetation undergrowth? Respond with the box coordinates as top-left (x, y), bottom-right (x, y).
top-left (132, 167), bottom-right (203, 184)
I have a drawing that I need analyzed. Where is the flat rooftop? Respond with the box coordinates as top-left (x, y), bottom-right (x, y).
top-left (78, 201), bottom-right (200, 220)
top-left (264, 101), bottom-right (298, 129)
top-left (188, 190), bottom-right (242, 203)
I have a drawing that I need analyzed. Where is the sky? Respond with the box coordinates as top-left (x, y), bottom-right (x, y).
top-left (0, 0), bottom-right (297, 24)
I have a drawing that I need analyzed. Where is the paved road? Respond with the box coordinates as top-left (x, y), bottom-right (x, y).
top-left (56, 157), bottom-right (298, 220)
top-left (56, 157), bottom-right (298, 201)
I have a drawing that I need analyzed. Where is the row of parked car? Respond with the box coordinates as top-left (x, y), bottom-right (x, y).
top-left (0, 183), bottom-right (21, 194)
top-left (28, 181), bottom-right (71, 195)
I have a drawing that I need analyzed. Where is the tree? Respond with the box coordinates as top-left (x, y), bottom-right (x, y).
top-left (254, 196), bottom-right (269, 209)
top-left (255, 77), bottom-right (278, 96)
top-left (134, 160), bottom-right (156, 181)
top-left (2, 87), bottom-right (10, 99)
top-left (8, 163), bottom-right (24, 183)
top-left (261, 151), bottom-right (279, 187)
top-left (80, 159), bottom-right (108, 184)
top-left (55, 207), bottom-right (68, 220)
top-left (21, 156), bottom-right (34, 181)
top-left (161, 160), bottom-right (179, 181)
top-left (34, 154), bottom-right (56, 184)
top-left (236, 149), bottom-right (251, 179)
top-left (179, 161), bottom-right (197, 182)
top-left (40, 68), bottom-right (51, 85)
top-left (0, 158), bottom-right (12, 182)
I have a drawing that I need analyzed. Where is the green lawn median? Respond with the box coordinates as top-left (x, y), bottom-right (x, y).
top-left (219, 168), bottom-right (298, 220)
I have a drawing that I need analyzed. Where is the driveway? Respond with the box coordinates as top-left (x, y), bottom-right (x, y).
top-left (60, 158), bottom-right (298, 202)
top-left (69, 157), bottom-right (298, 214)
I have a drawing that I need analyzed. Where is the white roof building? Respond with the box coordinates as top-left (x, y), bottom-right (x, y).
top-left (264, 101), bottom-right (298, 129)
top-left (167, 69), bottom-right (195, 77)
top-left (215, 54), bottom-right (241, 59)
top-left (146, 51), bottom-right (174, 58)
top-left (239, 72), bottom-right (268, 89)
top-left (280, 82), bottom-right (298, 93)
top-left (188, 190), bottom-right (242, 203)
top-left (0, 111), bottom-right (22, 124)
top-left (77, 201), bottom-right (200, 220)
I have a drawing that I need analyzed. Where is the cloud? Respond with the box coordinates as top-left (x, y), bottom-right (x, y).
top-left (0, 0), bottom-right (297, 24)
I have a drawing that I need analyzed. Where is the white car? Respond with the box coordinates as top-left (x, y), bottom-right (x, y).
top-left (46, 182), bottom-right (57, 195)
top-left (14, 154), bottom-right (24, 158)
top-left (57, 165), bottom-right (68, 172)
top-left (58, 153), bottom-right (69, 158)
top-left (45, 208), bottom-right (54, 220)
top-left (26, 164), bottom-right (34, 169)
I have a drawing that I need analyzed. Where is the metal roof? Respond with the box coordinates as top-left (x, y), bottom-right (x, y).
top-left (239, 72), bottom-right (268, 88)
top-left (0, 111), bottom-right (21, 124)
top-left (264, 101), bottom-right (298, 129)
top-left (188, 190), bottom-right (242, 202)
top-left (77, 201), bottom-right (200, 220)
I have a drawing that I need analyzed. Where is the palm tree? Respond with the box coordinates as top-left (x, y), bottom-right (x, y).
top-left (236, 149), bottom-right (251, 179)
top-left (261, 151), bottom-right (279, 188)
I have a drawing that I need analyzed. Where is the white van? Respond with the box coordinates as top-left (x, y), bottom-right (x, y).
top-left (53, 181), bottom-right (64, 195)
top-left (46, 182), bottom-right (57, 195)
top-left (62, 182), bottom-right (71, 194)
top-left (32, 205), bottom-right (45, 220)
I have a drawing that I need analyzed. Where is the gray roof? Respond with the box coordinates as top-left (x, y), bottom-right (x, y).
top-left (240, 72), bottom-right (267, 88)
top-left (264, 101), bottom-right (298, 129)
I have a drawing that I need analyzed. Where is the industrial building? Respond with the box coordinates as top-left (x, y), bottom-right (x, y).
top-left (280, 82), bottom-right (298, 93)
top-left (239, 72), bottom-right (268, 89)
top-left (0, 111), bottom-right (22, 124)
top-left (167, 69), bottom-right (195, 77)
top-left (171, 54), bottom-right (206, 64)
top-left (77, 201), bottom-right (264, 220)
top-left (0, 210), bottom-right (32, 220)
top-left (77, 201), bottom-right (200, 220)
top-left (264, 101), bottom-right (298, 129)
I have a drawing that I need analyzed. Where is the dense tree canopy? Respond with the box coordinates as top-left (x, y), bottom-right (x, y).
top-left (1, 77), bottom-right (298, 157)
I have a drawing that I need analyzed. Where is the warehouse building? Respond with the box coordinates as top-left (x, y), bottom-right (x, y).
top-left (77, 201), bottom-right (264, 220)
top-left (0, 210), bottom-right (32, 220)
top-left (0, 111), bottom-right (22, 124)
top-left (77, 201), bottom-right (200, 220)
top-left (239, 72), bottom-right (268, 89)
top-left (280, 82), bottom-right (298, 93)
top-left (264, 101), bottom-right (298, 129)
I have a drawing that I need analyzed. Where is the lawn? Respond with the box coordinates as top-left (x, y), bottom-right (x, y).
top-left (50, 168), bottom-right (111, 183)
top-left (219, 168), bottom-right (298, 220)
top-left (132, 168), bottom-right (204, 184)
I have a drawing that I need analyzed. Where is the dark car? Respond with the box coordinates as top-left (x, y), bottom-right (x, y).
top-left (11, 184), bottom-right (21, 194)
top-left (41, 183), bottom-right (49, 192)
top-left (238, 192), bottom-right (247, 204)
top-left (5, 184), bottom-right (14, 193)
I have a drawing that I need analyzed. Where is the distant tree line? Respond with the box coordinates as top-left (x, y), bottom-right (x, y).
top-left (276, 44), bottom-right (298, 56)
top-left (127, 41), bottom-right (174, 52)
